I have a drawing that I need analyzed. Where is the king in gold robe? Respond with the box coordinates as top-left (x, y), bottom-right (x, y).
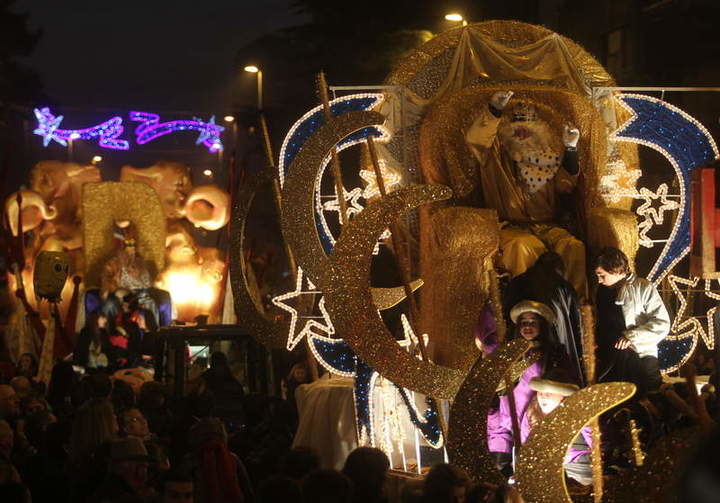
top-left (464, 95), bottom-right (587, 298)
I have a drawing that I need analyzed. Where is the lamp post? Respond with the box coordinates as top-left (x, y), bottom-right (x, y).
top-left (243, 65), bottom-right (262, 110)
top-left (242, 62), bottom-right (318, 382)
top-left (68, 132), bottom-right (80, 162)
top-left (445, 12), bottom-right (468, 26)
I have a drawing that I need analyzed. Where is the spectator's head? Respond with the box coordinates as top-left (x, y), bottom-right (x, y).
top-left (112, 378), bottom-right (136, 412)
top-left (209, 352), bottom-right (228, 369)
top-left (189, 417), bottom-right (227, 451)
top-left (160, 469), bottom-right (194, 503)
top-left (47, 361), bottom-right (77, 404)
top-left (279, 446), bottom-right (321, 480)
top-left (24, 409), bottom-right (57, 451)
top-left (287, 362), bottom-right (309, 384)
top-left (258, 475), bottom-right (303, 503)
top-left (15, 353), bottom-right (37, 378)
top-left (139, 381), bottom-right (168, 411)
top-left (108, 437), bottom-right (151, 492)
top-left (342, 447), bottom-right (390, 502)
top-left (0, 385), bottom-right (19, 420)
top-left (9, 377), bottom-right (32, 400)
top-left (509, 300), bottom-right (554, 343)
top-left (303, 469), bottom-right (352, 503)
top-left (119, 408), bottom-right (150, 439)
top-left (70, 398), bottom-right (118, 463)
top-left (534, 251), bottom-right (565, 277)
top-left (20, 396), bottom-right (48, 416)
top-left (0, 419), bottom-right (13, 458)
top-left (593, 247), bottom-right (630, 287)
top-left (422, 463), bottom-right (471, 503)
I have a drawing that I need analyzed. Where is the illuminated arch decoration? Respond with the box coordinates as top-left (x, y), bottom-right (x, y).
top-left (277, 93), bottom-right (390, 252)
top-left (33, 107), bottom-right (129, 150)
top-left (130, 111), bottom-right (224, 152)
top-left (611, 94), bottom-right (719, 283)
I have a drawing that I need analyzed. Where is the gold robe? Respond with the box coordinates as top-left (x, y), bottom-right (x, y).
top-left (465, 107), bottom-right (587, 298)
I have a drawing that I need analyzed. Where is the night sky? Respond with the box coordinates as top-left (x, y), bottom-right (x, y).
top-left (15, 0), bottom-right (304, 112)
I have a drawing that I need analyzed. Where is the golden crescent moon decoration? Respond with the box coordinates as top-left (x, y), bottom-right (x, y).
top-left (279, 109), bottom-right (416, 311)
top-left (515, 382), bottom-right (636, 503)
top-left (447, 338), bottom-right (531, 486)
top-left (318, 184), bottom-right (476, 400)
top-left (280, 110), bottom-right (385, 286)
top-left (229, 169), bottom-right (288, 348)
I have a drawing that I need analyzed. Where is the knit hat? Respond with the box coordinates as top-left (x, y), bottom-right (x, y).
top-left (509, 300), bottom-right (555, 324)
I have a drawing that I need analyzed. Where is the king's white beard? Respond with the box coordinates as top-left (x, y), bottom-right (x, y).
top-left (498, 119), bottom-right (558, 162)
top-left (498, 120), bottom-right (562, 194)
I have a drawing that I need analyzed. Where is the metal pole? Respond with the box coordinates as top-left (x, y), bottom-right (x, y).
top-left (257, 71), bottom-right (264, 111)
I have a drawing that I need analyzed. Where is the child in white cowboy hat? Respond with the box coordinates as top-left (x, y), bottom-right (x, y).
top-left (526, 368), bottom-right (593, 485)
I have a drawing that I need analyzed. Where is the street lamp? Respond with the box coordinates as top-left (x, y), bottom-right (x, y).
top-left (92, 155), bottom-right (102, 164)
top-left (445, 13), bottom-right (468, 26)
top-left (203, 169), bottom-right (213, 177)
top-left (244, 64), bottom-right (263, 110)
top-left (68, 132), bottom-right (80, 161)
top-left (223, 115), bottom-right (235, 123)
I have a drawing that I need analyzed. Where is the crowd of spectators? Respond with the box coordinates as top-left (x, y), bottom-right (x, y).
top-left (0, 347), bottom-right (512, 503)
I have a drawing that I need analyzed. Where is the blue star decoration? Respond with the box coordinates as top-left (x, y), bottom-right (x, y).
top-left (33, 109), bottom-right (66, 147)
top-left (195, 115), bottom-right (224, 147)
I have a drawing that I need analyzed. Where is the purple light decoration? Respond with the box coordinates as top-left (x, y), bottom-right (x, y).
top-left (130, 111), bottom-right (224, 152)
top-left (33, 107), bottom-right (129, 150)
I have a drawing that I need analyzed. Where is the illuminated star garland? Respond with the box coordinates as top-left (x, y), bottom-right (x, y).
top-left (635, 183), bottom-right (680, 248)
top-left (321, 186), bottom-right (365, 219)
top-left (611, 94), bottom-right (719, 283)
top-left (33, 107), bottom-right (129, 150)
top-left (660, 275), bottom-right (720, 373)
top-left (130, 111), bottom-right (224, 152)
top-left (271, 267), bottom-right (334, 351)
top-left (32, 107), bottom-right (226, 152)
top-left (359, 160), bottom-right (403, 200)
top-left (599, 159), bottom-right (642, 205)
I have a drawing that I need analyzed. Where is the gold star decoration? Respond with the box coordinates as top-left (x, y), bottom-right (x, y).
top-left (271, 267), bottom-right (335, 351)
top-left (636, 183), bottom-right (680, 248)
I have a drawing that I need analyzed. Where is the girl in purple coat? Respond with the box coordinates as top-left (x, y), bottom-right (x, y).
top-left (483, 300), bottom-right (576, 477)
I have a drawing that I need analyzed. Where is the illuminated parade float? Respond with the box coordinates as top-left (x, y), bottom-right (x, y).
top-left (4, 19), bottom-right (720, 502)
